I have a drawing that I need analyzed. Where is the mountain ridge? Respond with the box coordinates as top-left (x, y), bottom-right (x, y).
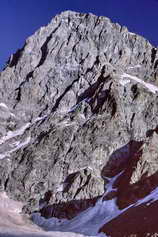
top-left (0, 10), bottom-right (158, 236)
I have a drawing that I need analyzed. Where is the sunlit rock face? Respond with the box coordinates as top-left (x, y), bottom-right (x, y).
top-left (1, 10), bottom-right (158, 237)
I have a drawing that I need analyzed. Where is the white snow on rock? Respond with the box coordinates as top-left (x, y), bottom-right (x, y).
top-left (128, 32), bottom-right (136, 36)
top-left (0, 123), bottom-right (31, 145)
top-left (103, 171), bottom-right (124, 196)
top-left (0, 136), bottom-right (31, 159)
top-left (119, 78), bottom-right (130, 86)
top-left (32, 198), bottom-right (113, 236)
top-left (33, 115), bottom-right (48, 123)
top-left (135, 186), bottom-right (158, 206)
top-left (0, 102), bottom-right (16, 118)
top-left (120, 73), bottom-right (158, 94)
top-left (0, 103), bottom-right (9, 110)
top-left (128, 64), bottom-right (141, 69)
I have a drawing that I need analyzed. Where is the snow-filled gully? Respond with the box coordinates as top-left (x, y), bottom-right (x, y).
top-left (32, 171), bottom-right (126, 236)
top-left (0, 171), bottom-right (124, 237)
top-left (1, 166), bottom-right (158, 236)
top-left (32, 171), bottom-right (158, 237)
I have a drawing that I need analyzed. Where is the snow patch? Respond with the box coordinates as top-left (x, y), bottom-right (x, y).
top-left (10, 112), bottom-right (16, 118)
top-left (0, 103), bottom-right (8, 110)
top-left (128, 64), bottom-right (141, 69)
top-left (103, 171), bottom-right (124, 196)
top-left (0, 136), bottom-right (31, 159)
top-left (0, 123), bottom-right (30, 145)
top-left (0, 102), bottom-right (16, 118)
top-left (32, 198), bottom-right (115, 236)
top-left (128, 32), bottom-right (136, 36)
top-left (33, 115), bottom-right (48, 123)
top-left (120, 73), bottom-right (158, 94)
top-left (135, 187), bottom-right (158, 206)
top-left (119, 78), bottom-right (130, 86)
top-left (9, 140), bottom-right (21, 148)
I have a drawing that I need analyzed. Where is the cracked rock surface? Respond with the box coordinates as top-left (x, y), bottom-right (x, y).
top-left (0, 11), bottom-right (158, 226)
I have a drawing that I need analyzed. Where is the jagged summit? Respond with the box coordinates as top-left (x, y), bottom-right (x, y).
top-left (0, 11), bottom-right (158, 236)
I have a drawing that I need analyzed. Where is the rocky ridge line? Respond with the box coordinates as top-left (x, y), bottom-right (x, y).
top-left (0, 11), bottom-right (158, 236)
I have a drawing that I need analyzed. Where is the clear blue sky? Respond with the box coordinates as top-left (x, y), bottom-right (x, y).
top-left (0, 0), bottom-right (158, 69)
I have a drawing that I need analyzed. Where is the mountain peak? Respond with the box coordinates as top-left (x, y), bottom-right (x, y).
top-left (0, 11), bottom-right (158, 236)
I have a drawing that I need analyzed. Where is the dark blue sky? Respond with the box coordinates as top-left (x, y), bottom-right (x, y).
top-left (0, 0), bottom-right (158, 69)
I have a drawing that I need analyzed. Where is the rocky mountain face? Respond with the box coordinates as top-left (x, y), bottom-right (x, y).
top-left (1, 10), bottom-right (158, 236)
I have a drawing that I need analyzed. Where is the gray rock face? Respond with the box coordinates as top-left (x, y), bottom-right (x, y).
top-left (0, 11), bottom-right (158, 220)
